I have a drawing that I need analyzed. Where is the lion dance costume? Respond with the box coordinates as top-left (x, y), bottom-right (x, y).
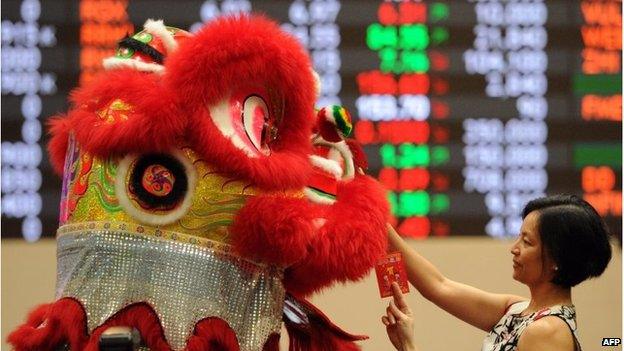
top-left (9, 16), bottom-right (389, 351)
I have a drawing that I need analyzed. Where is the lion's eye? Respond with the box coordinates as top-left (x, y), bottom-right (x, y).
top-left (208, 90), bottom-right (278, 158)
top-left (242, 95), bottom-right (270, 155)
top-left (116, 152), bottom-right (196, 226)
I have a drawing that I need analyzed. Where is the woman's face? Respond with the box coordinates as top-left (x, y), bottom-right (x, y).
top-left (510, 211), bottom-right (555, 285)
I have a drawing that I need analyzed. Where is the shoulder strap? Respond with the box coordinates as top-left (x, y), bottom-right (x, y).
top-left (554, 315), bottom-right (582, 351)
top-left (504, 300), bottom-right (529, 315)
top-left (534, 312), bottom-right (581, 351)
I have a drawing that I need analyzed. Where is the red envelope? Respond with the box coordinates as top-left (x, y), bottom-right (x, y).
top-left (374, 252), bottom-right (409, 298)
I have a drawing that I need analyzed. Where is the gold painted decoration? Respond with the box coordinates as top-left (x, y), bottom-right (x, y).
top-left (95, 99), bottom-right (133, 124)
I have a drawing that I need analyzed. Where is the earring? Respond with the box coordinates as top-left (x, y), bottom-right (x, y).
top-left (554, 266), bottom-right (559, 271)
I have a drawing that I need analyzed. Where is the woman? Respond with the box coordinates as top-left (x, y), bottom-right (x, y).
top-left (382, 194), bottom-right (612, 351)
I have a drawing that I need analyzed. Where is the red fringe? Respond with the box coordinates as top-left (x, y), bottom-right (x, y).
top-left (283, 295), bottom-right (366, 351)
top-left (185, 317), bottom-right (240, 351)
top-left (8, 298), bottom-right (88, 351)
top-left (84, 303), bottom-right (171, 351)
top-left (8, 300), bottom-right (247, 351)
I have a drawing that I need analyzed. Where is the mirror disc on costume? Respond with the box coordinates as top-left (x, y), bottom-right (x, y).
top-left (141, 164), bottom-right (175, 197)
top-left (129, 154), bottom-right (187, 209)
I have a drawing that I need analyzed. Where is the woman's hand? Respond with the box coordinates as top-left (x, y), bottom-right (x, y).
top-left (381, 282), bottom-right (419, 351)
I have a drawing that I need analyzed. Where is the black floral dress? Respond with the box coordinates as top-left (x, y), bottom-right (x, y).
top-left (481, 301), bottom-right (581, 351)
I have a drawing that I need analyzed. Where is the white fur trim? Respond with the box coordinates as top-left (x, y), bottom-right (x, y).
top-left (312, 137), bottom-right (355, 181)
top-left (144, 19), bottom-right (178, 54)
top-left (309, 155), bottom-right (342, 180)
top-left (312, 70), bottom-right (321, 99)
top-left (327, 148), bottom-right (341, 164)
top-left (208, 96), bottom-right (261, 158)
top-left (115, 150), bottom-right (197, 226)
top-left (321, 106), bottom-right (336, 125)
top-left (103, 57), bottom-right (165, 74)
top-left (304, 188), bottom-right (336, 205)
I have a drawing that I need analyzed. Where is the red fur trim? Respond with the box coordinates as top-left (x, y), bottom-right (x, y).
top-left (8, 298), bottom-right (88, 351)
top-left (165, 15), bottom-right (316, 190)
top-left (231, 195), bottom-right (317, 266)
top-left (8, 303), bottom-right (55, 351)
top-left (65, 69), bottom-right (184, 160)
top-left (85, 303), bottom-right (171, 351)
top-left (185, 317), bottom-right (240, 351)
top-left (47, 116), bottom-right (72, 175)
top-left (285, 176), bottom-right (390, 296)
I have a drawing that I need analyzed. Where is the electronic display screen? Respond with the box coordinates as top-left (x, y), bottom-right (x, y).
top-left (1, 0), bottom-right (621, 241)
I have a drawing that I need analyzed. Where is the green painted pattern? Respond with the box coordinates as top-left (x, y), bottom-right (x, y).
top-left (94, 160), bottom-right (121, 212)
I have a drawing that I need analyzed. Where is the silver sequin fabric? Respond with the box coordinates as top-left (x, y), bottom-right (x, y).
top-left (56, 224), bottom-right (285, 351)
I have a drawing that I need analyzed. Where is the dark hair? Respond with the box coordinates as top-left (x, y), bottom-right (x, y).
top-left (522, 194), bottom-right (612, 288)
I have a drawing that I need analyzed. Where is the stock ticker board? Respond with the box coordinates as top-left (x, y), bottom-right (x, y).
top-left (1, 0), bottom-right (622, 241)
